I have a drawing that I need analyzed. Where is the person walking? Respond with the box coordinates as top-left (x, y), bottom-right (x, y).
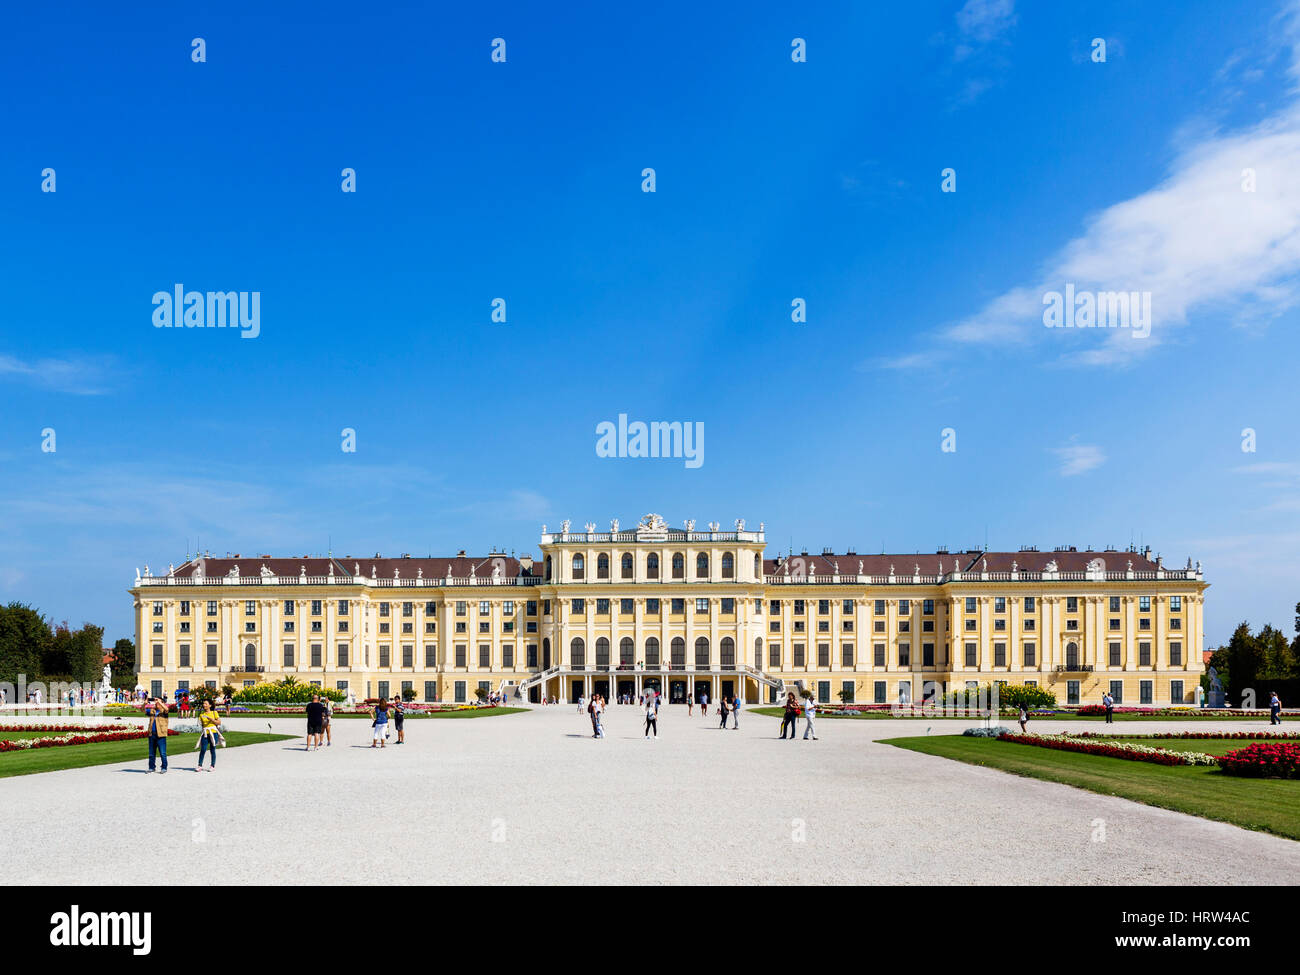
top-left (577, 693), bottom-right (586, 715)
top-left (305, 693), bottom-right (327, 751)
top-left (322, 696), bottom-right (333, 746)
top-left (196, 699), bottom-right (221, 771)
top-left (145, 696), bottom-right (169, 773)
top-left (687, 694), bottom-right (693, 716)
top-left (718, 696), bottom-right (730, 729)
top-left (1270, 691), bottom-right (1282, 725)
top-left (1103, 691), bottom-right (1114, 724)
top-left (371, 698), bottom-right (389, 748)
top-left (393, 698), bottom-right (406, 744)
top-left (779, 692), bottom-right (798, 740)
top-left (644, 693), bottom-right (658, 739)
top-left (1017, 704), bottom-right (1028, 733)
top-left (802, 694), bottom-right (818, 740)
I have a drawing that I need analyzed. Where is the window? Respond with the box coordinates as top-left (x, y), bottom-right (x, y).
top-left (1169, 642), bottom-right (1182, 666)
top-left (525, 601), bottom-right (536, 616)
top-left (720, 637), bottom-right (735, 669)
top-left (1023, 618), bottom-right (1035, 632)
top-left (695, 637), bottom-right (710, 668)
top-left (994, 597), bottom-right (1006, 613)
top-left (898, 681), bottom-right (911, 705)
top-left (379, 645), bottom-right (391, 667)
top-left (571, 598), bottom-right (585, 614)
top-left (922, 642), bottom-right (934, 666)
top-left (478, 621), bottom-right (489, 634)
top-left (818, 600), bottom-right (830, 615)
top-left (721, 552), bottom-right (734, 578)
top-left (645, 637), bottom-right (660, 668)
top-left (769, 642), bottom-right (781, 668)
top-left (1066, 597), bottom-right (1078, 612)
top-left (899, 599), bottom-right (910, 615)
top-left (621, 553), bottom-right (634, 578)
top-left (479, 644), bottom-right (490, 667)
top-left (874, 599), bottom-right (886, 615)
top-left (338, 643), bottom-right (349, 667)
top-left (454, 681), bottom-right (466, 703)
top-left (282, 642), bottom-right (295, 666)
top-left (873, 643), bottom-right (886, 667)
top-left (597, 553), bottom-right (609, 579)
top-left (1023, 642), bottom-right (1036, 667)
top-left (526, 644), bottom-right (537, 668)
top-left (380, 602), bottom-right (390, 617)
top-left (922, 599), bottom-right (934, 615)
top-left (572, 554), bottom-right (585, 579)
top-left (207, 600), bottom-right (217, 616)
top-left (1109, 618), bottom-right (1120, 631)
top-left (179, 600), bottom-right (190, 615)
top-left (620, 598), bottom-right (634, 615)
top-left (245, 600), bottom-right (256, 616)
top-left (1170, 595), bottom-right (1182, 611)
top-left (794, 599), bottom-right (805, 615)
top-left (1139, 596), bottom-right (1151, 612)
top-left (1067, 680), bottom-right (1080, 705)
top-left (817, 643), bottom-right (830, 667)
top-left (456, 601), bottom-right (466, 616)
top-left (874, 681), bottom-right (887, 704)
top-left (503, 644), bottom-right (515, 668)
top-left (721, 598), bottom-right (735, 614)
top-left (178, 643), bottom-right (191, 667)
top-left (672, 638), bottom-right (686, 669)
top-left (312, 643), bottom-right (324, 667)
top-left (994, 642), bottom-right (1006, 667)
top-left (1065, 642), bottom-right (1079, 669)
top-left (570, 638), bottom-right (585, 667)
top-left (1139, 642), bottom-right (1152, 666)
top-left (1139, 617), bottom-right (1151, 631)
top-left (424, 681), bottom-right (437, 702)
top-left (898, 643), bottom-right (910, 667)
top-left (455, 644), bottom-right (467, 668)
top-left (965, 597), bottom-right (976, 613)
top-left (1109, 680), bottom-right (1123, 704)
top-left (502, 600), bottom-right (514, 616)
top-left (1109, 596), bottom-right (1121, 612)
top-left (1170, 617), bottom-right (1181, 630)
top-left (1170, 679), bottom-right (1184, 703)
top-left (1023, 596), bottom-right (1035, 612)
top-left (595, 638), bottom-right (610, 668)
top-left (696, 553), bottom-right (709, 577)
top-left (672, 553), bottom-right (684, 578)
top-left (841, 680), bottom-right (855, 703)
top-left (646, 598), bottom-right (660, 614)
top-left (695, 598), bottom-right (709, 614)
top-left (842, 642), bottom-right (854, 667)
top-left (152, 601), bottom-right (164, 616)
top-left (596, 598), bottom-right (610, 615)
top-left (1140, 680), bottom-right (1153, 705)
top-left (964, 642), bottom-right (977, 667)
top-left (1109, 641), bottom-right (1121, 667)
top-left (671, 598), bottom-right (684, 614)
top-left (647, 553), bottom-right (660, 578)
top-left (205, 643), bottom-right (217, 666)
top-left (793, 642), bottom-right (805, 667)
top-left (339, 599), bottom-right (349, 615)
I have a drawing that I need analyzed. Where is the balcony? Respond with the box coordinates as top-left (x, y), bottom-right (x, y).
top-left (229, 665), bottom-right (265, 674)
top-left (1054, 664), bottom-right (1094, 673)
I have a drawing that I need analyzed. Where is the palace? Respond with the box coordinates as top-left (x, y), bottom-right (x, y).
top-left (131, 514), bottom-right (1208, 707)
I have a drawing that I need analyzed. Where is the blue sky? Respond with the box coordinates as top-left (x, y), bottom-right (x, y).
top-left (2, 0), bottom-right (1300, 647)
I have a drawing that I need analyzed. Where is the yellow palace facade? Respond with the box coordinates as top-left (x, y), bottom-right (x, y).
top-left (131, 513), bottom-right (1208, 708)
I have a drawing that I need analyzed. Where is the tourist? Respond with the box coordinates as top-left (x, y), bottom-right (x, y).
top-left (394, 697), bottom-right (406, 744)
top-left (305, 693), bottom-right (327, 751)
top-left (802, 695), bottom-right (818, 740)
top-left (145, 696), bottom-right (169, 773)
top-left (371, 698), bottom-right (390, 747)
top-left (701, 692), bottom-right (709, 717)
top-left (687, 695), bottom-right (693, 717)
top-left (779, 692), bottom-right (798, 740)
top-left (718, 696), bottom-right (730, 729)
top-left (731, 694), bottom-right (740, 730)
top-left (1270, 691), bottom-right (1282, 725)
top-left (1017, 705), bottom-right (1028, 733)
top-left (577, 693), bottom-right (586, 715)
top-left (196, 699), bottom-right (221, 771)
top-left (1103, 691), bottom-right (1114, 724)
top-left (644, 693), bottom-right (658, 739)
top-left (322, 696), bottom-right (333, 746)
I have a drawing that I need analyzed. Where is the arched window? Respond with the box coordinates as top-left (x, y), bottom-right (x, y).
top-left (621, 552), bottom-right (634, 578)
top-left (754, 637), bottom-right (763, 667)
top-left (1066, 641), bottom-right (1079, 669)
top-left (544, 555), bottom-right (552, 581)
top-left (645, 637), bottom-right (660, 668)
top-left (695, 636), bottom-right (710, 668)
top-left (572, 554), bottom-right (585, 579)
top-left (720, 637), bottom-right (735, 668)
top-left (647, 553), bottom-right (660, 579)
top-left (620, 637), bottom-right (634, 668)
top-left (722, 551), bottom-right (734, 578)
top-left (696, 553), bottom-right (709, 577)
top-left (542, 637), bottom-right (551, 670)
top-left (244, 643), bottom-right (257, 669)
top-left (597, 553), bottom-right (610, 579)
top-left (671, 553), bottom-right (684, 579)
top-left (671, 637), bottom-right (686, 668)
top-left (570, 637), bottom-right (585, 667)
top-left (596, 637), bottom-right (610, 668)
top-left (755, 553), bottom-right (762, 578)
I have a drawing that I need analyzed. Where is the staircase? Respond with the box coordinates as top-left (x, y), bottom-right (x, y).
top-left (738, 665), bottom-right (802, 703)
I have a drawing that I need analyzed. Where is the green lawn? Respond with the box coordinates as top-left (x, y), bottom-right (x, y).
top-left (884, 735), bottom-right (1300, 840)
top-left (0, 731), bottom-right (293, 778)
top-left (748, 707), bottom-right (1281, 722)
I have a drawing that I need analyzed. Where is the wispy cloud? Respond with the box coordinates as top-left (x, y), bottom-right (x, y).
top-left (944, 0), bottom-right (1016, 104)
top-left (0, 353), bottom-right (116, 395)
top-left (1051, 441), bottom-right (1105, 477)
top-left (954, 0), bottom-right (1017, 53)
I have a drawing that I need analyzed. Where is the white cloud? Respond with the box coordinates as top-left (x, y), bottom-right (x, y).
top-left (1051, 441), bottom-right (1105, 476)
top-left (955, 0), bottom-right (1017, 45)
top-left (0, 353), bottom-right (115, 395)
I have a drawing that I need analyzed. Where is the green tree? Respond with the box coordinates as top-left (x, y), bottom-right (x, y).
top-left (110, 637), bottom-right (136, 684)
top-left (0, 602), bottom-right (49, 684)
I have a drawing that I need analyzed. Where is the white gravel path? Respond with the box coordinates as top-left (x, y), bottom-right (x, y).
top-left (1, 707), bottom-right (1297, 885)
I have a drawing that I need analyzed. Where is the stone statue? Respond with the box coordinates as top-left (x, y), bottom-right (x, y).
top-left (1045, 559), bottom-right (1058, 574)
top-left (492, 563), bottom-right (502, 581)
top-left (610, 518), bottom-right (619, 533)
top-left (735, 518), bottom-right (745, 531)
top-left (858, 560), bottom-right (863, 574)
top-left (584, 522), bottom-right (596, 533)
top-left (685, 519), bottom-right (695, 531)
top-left (541, 524), bottom-right (547, 534)
top-left (561, 519), bottom-right (571, 533)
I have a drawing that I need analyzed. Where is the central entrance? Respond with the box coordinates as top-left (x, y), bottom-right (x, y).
top-left (693, 679), bottom-right (712, 704)
top-left (669, 680), bottom-right (687, 703)
top-left (643, 677), bottom-right (662, 697)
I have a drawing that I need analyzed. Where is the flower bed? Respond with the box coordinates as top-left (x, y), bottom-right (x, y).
top-left (1218, 742), bottom-right (1300, 778)
top-left (1072, 730), bottom-right (1300, 741)
top-left (0, 723), bottom-right (140, 734)
top-left (999, 733), bottom-right (1218, 766)
top-left (0, 727), bottom-right (176, 752)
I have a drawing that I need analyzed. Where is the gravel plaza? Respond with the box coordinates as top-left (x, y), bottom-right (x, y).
top-left (2, 706), bottom-right (1298, 885)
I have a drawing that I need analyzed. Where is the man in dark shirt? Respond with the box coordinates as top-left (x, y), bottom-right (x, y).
top-left (305, 694), bottom-right (327, 751)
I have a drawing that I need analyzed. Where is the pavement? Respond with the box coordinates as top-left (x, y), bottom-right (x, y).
top-left (1, 706), bottom-right (1297, 885)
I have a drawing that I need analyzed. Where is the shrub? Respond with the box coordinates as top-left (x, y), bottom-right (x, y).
top-left (1218, 742), bottom-right (1300, 778)
top-left (232, 680), bottom-right (345, 704)
top-left (963, 726), bottom-right (1013, 738)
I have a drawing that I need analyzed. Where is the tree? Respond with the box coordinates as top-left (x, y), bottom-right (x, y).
top-left (401, 686), bottom-right (417, 702)
top-left (0, 602), bottom-right (49, 684)
top-left (110, 638), bottom-right (136, 684)
top-left (474, 685), bottom-right (489, 702)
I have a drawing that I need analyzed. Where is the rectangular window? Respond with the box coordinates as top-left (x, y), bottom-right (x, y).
top-left (873, 643), bottom-right (886, 667)
top-left (818, 599), bottom-right (830, 615)
top-left (178, 643), bottom-right (191, 667)
top-left (994, 597), bottom-right (1006, 613)
top-left (1066, 597), bottom-right (1078, 612)
top-left (1170, 679), bottom-right (1184, 703)
top-left (454, 681), bottom-right (466, 703)
top-left (379, 645), bottom-right (391, 668)
top-left (965, 597), bottom-right (976, 613)
top-left (206, 643), bottom-right (217, 666)
top-left (671, 599), bottom-right (684, 614)
top-left (964, 642), bottom-right (977, 667)
top-left (1139, 596), bottom-right (1151, 612)
top-left (380, 602), bottom-right (391, 617)
top-left (1109, 596), bottom-right (1121, 612)
top-left (572, 599), bottom-right (585, 614)
top-left (479, 600), bottom-right (490, 616)
top-left (1169, 642), bottom-right (1182, 666)
top-left (818, 680), bottom-right (831, 704)
top-left (1109, 680), bottom-right (1123, 704)
top-left (874, 599), bottom-right (886, 615)
top-left (152, 643), bottom-right (163, 666)
top-left (1067, 680), bottom-right (1080, 705)
top-left (527, 644), bottom-right (538, 668)
top-left (841, 642), bottom-right (854, 667)
top-left (1170, 595), bottom-right (1182, 611)
top-left (793, 643), bottom-right (806, 667)
top-left (1109, 641), bottom-right (1121, 667)
top-left (179, 600), bottom-right (190, 615)
top-left (695, 598), bottom-right (709, 614)
top-left (840, 680), bottom-right (855, 703)
top-left (377, 680), bottom-right (390, 700)
top-left (282, 642), bottom-right (295, 666)
top-left (621, 598), bottom-right (634, 614)
top-left (479, 644), bottom-right (490, 667)
top-left (424, 681), bottom-right (437, 702)
top-left (993, 642), bottom-right (1006, 666)
top-left (817, 643), bottom-right (830, 667)
top-left (1140, 679), bottom-right (1153, 705)
top-left (283, 600), bottom-right (295, 615)
top-left (874, 680), bottom-right (887, 704)
top-left (721, 598), bottom-right (735, 614)
top-left (794, 600), bottom-right (805, 615)
top-left (898, 643), bottom-right (910, 667)
top-left (646, 598), bottom-right (660, 614)
top-left (311, 643), bottom-right (323, 667)
top-left (769, 643), bottom-right (781, 668)
top-left (843, 599), bottom-right (855, 614)
top-left (338, 643), bottom-right (349, 667)
top-left (455, 644), bottom-right (467, 668)
top-left (339, 599), bottom-right (349, 615)
top-left (502, 644), bottom-right (514, 668)
top-left (456, 601), bottom-right (466, 616)
top-left (1023, 642), bottom-right (1036, 667)
top-left (596, 598), bottom-right (610, 615)
top-left (898, 599), bottom-right (910, 615)
top-left (1023, 596), bottom-right (1035, 613)
top-left (401, 644), bottom-right (413, 668)
top-left (1139, 642), bottom-right (1152, 666)
top-left (312, 600), bottom-right (322, 616)
top-left (207, 600), bottom-right (218, 616)
top-left (425, 643), bottom-right (436, 667)
top-left (922, 642), bottom-right (934, 667)
top-left (245, 600), bottom-right (256, 615)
